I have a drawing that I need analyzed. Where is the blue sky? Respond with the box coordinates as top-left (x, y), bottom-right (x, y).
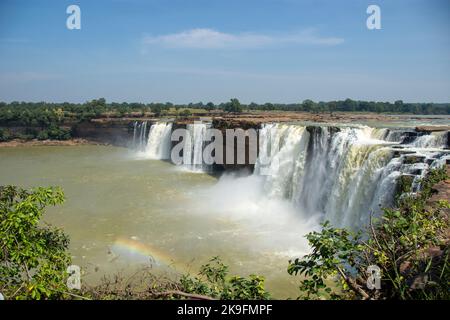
top-left (0, 0), bottom-right (449, 103)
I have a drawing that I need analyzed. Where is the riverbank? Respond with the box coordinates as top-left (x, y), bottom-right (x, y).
top-left (0, 138), bottom-right (104, 148)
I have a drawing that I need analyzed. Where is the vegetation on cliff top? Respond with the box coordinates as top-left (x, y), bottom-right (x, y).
top-left (1, 97), bottom-right (448, 142)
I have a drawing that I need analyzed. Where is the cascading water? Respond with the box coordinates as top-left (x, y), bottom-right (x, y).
top-left (145, 122), bottom-right (173, 159)
top-left (132, 121), bottom-right (148, 151)
top-left (182, 123), bottom-right (212, 172)
top-left (134, 121), bottom-right (212, 171)
top-left (409, 131), bottom-right (448, 148)
top-left (134, 120), bottom-right (448, 229)
top-left (254, 123), bottom-right (449, 229)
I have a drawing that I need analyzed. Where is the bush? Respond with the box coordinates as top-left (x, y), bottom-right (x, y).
top-left (179, 256), bottom-right (270, 300)
top-left (179, 109), bottom-right (192, 117)
top-left (0, 128), bottom-right (11, 142)
top-left (46, 126), bottom-right (72, 140)
top-left (14, 133), bottom-right (34, 141)
top-left (288, 167), bottom-right (449, 300)
top-left (0, 186), bottom-right (72, 300)
top-left (37, 131), bottom-right (49, 140)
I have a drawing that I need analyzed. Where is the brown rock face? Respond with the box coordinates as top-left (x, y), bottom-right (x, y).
top-left (415, 126), bottom-right (450, 133)
top-left (72, 121), bottom-right (133, 147)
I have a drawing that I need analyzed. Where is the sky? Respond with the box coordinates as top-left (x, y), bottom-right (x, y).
top-left (0, 0), bottom-right (449, 104)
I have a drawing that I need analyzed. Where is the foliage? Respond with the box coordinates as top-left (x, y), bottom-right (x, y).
top-left (0, 128), bottom-right (11, 142)
top-left (0, 186), bottom-right (72, 300)
top-left (288, 167), bottom-right (449, 300)
top-left (288, 222), bottom-right (363, 299)
top-left (179, 256), bottom-right (270, 300)
top-left (81, 256), bottom-right (269, 300)
top-left (178, 109), bottom-right (192, 117)
top-left (223, 98), bottom-right (243, 113)
top-left (151, 104), bottom-right (163, 117)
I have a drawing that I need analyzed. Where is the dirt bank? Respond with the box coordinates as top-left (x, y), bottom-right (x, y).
top-left (0, 138), bottom-right (102, 148)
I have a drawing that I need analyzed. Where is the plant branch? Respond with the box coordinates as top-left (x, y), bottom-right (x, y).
top-left (335, 266), bottom-right (370, 300)
top-left (152, 290), bottom-right (216, 300)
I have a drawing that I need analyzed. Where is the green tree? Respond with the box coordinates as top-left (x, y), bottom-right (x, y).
top-left (302, 99), bottom-right (315, 112)
top-left (151, 104), bottom-right (163, 117)
top-left (394, 100), bottom-right (403, 108)
top-left (179, 109), bottom-right (192, 117)
top-left (224, 98), bottom-right (243, 113)
top-left (342, 98), bottom-right (357, 112)
top-left (0, 186), bottom-right (72, 300)
top-left (263, 103), bottom-right (275, 111)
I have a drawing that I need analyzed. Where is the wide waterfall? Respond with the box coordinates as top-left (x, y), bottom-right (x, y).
top-left (136, 120), bottom-right (448, 229)
top-left (254, 124), bottom-right (449, 229)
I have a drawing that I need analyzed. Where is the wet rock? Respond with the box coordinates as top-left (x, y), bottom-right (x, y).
top-left (400, 132), bottom-right (420, 144)
top-left (393, 150), bottom-right (416, 158)
top-left (416, 126), bottom-right (450, 133)
top-left (410, 169), bottom-right (423, 176)
top-left (403, 155), bottom-right (426, 164)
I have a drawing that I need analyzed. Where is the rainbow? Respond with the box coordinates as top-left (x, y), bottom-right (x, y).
top-left (113, 237), bottom-right (176, 268)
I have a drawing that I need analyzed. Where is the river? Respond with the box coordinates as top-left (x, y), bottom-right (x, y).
top-left (0, 145), bottom-right (309, 298)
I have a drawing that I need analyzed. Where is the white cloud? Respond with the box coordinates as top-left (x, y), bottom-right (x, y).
top-left (142, 28), bottom-right (344, 49)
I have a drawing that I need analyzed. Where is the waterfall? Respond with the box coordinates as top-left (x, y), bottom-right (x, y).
top-left (132, 121), bottom-right (137, 146)
top-left (132, 121), bottom-right (148, 151)
top-left (409, 131), bottom-right (448, 148)
top-left (133, 119), bottom-right (448, 229)
top-left (133, 121), bottom-right (212, 170)
top-left (182, 123), bottom-right (212, 172)
top-left (145, 122), bottom-right (173, 159)
top-left (254, 123), bottom-right (449, 229)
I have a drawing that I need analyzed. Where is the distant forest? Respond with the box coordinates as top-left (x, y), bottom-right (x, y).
top-left (1, 99), bottom-right (449, 124)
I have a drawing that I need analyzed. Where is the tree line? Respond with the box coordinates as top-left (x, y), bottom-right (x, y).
top-left (1, 98), bottom-right (449, 141)
top-left (1, 98), bottom-right (449, 123)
